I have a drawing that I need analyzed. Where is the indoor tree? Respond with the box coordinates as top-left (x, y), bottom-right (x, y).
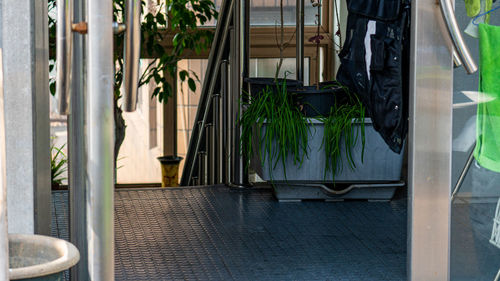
top-left (48, 0), bottom-right (218, 165)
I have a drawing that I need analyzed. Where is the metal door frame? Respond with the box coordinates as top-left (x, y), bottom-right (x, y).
top-left (408, 0), bottom-right (477, 278)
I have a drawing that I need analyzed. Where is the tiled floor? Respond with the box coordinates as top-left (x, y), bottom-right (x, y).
top-left (52, 186), bottom-right (407, 280)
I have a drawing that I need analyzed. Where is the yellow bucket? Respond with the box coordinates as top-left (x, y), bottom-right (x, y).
top-left (157, 156), bottom-right (183, 187)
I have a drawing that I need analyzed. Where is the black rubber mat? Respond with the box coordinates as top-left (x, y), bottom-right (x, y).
top-left (52, 186), bottom-right (407, 280)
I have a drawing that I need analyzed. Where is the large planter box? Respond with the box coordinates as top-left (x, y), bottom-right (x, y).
top-left (251, 118), bottom-right (405, 201)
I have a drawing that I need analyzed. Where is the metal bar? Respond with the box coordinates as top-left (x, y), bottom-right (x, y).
top-left (439, 0), bottom-right (477, 74)
top-left (198, 151), bottom-right (207, 185)
top-left (221, 60), bottom-right (230, 184)
top-left (57, 0), bottom-right (74, 115)
top-left (69, 0), bottom-right (89, 279)
top-left (451, 144), bottom-right (475, 200)
top-left (408, 0), bottom-right (453, 277)
top-left (0, 49), bottom-right (9, 281)
top-left (229, 0), bottom-right (249, 187)
top-left (34, 0), bottom-right (53, 236)
top-left (296, 0), bottom-right (304, 82)
top-left (87, 0), bottom-right (115, 278)
top-left (191, 176), bottom-right (199, 186)
top-left (180, 0), bottom-right (233, 185)
top-left (207, 122), bottom-right (216, 185)
top-left (180, 0), bottom-right (234, 186)
top-left (213, 93), bottom-right (222, 184)
top-left (123, 0), bottom-right (141, 112)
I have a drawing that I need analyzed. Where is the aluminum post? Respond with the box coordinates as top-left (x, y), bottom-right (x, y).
top-left (207, 122), bottom-right (216, 185)
top-left (87, 0), bottom-right (115, 279)
top-left (213, 93), bottom-right (222, 184)
top-left (69, 0), bottom-right (89, 279)
top-left (230, 0), bottom-right (250, 187)
top-left (0, 50), bottom-right (9, 281)
top-left (221, 60), bottom-right (230, 185)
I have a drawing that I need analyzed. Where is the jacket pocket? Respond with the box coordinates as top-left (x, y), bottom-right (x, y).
top-left (370, 36), bottom-right (385, 71)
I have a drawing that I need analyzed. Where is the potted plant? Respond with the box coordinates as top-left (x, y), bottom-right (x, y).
top-left (239, 0), bottom-right (405, 200)
top-left (48, 0), bottom-right (217, 184)
top-left (241, 80), bottom-right (404, 201)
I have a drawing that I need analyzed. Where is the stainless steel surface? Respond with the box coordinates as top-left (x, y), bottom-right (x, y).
top-left (451, 144), bottom-right (474, 200)
top-left (179, 0), bottom-right (234, 186)
top-left (452, 51), bottom-right (462, 68)
top-left (34, 0), bottom-right (52, 236)
top-left (0, 49), bottom-right (8, 281)
top-left (229, 0), bottom-right (249, 187)
top-left (87, 0), bottom-right (115, 278)
top-left (122, 0), bottom-right (141, 112)
top-left (69, 0), bottom-right (89, 279)
top-left (408, 0), bottom-right (453, 278)
top-left (198, 151), bottom-right (207, 186)
top-left (296, 0), bottom-right (304, 82)
top-left (213, 93), bottom-right (223, 184)
top-left (207, 122), bottom-right (216, 185)
top-left (221, 60), bottom-right (230, 185)
top-left (113, 22), bottom-right (126, 34)
top-left (57, 0), bottom-right (74, 115)
top-left (439, 0), bottom-right (477, 74)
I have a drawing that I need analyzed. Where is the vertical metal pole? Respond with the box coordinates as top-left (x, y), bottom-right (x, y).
top-left (230, 0), bottom-right (249, 187)
top-left (87, 0), bottom-right (114, 279)
top-left (207, 122), bottom-right (215, 185)
top-left (198, 151), bottom-right (207, 185)
top-left (408, 0), bottom-right (452, 278)
top-left (221, 60), bottom-right (230, 185)
top-left (213, 93), bottom-right (222, 184)
top-left (69, 0), bottom-right (89, 279)
top-left (296, 0), bottom-right (304, 83)
top-left (0, 50), bottom-right (9, 281)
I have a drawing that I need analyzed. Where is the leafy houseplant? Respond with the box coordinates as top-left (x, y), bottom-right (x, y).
top-left (240, 80), bottom-right (310, 181)
top-left (240, 77), bottom-right (366, 183)
top-left (51, 144), bottom-right (68, 190)
top-left (240, 0), bottom-right (368, 186)
top-left (48, 0), bottom-right (218, 166)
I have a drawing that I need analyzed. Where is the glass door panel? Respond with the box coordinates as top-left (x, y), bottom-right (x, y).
top-left (451, 1), bottom-right (500, 280)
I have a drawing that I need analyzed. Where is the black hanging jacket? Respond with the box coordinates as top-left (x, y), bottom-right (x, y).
top-left (336, 0), bottom-right (411, 153)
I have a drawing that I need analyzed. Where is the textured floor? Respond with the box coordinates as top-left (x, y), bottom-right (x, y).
top-left (52, 186), bottom-right (408, 280)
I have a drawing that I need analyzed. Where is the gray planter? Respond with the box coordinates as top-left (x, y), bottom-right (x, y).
top-left (251, 118), bottom-right (405, 201)
top-left (9, 234), bottom-right (80, 280)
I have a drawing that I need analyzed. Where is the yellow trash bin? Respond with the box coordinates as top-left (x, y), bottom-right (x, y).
top-left (157, 156), bottom-right (183, 187)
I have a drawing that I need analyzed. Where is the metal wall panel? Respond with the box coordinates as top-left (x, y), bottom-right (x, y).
top-left (408, 1), bottom-right (453, 280)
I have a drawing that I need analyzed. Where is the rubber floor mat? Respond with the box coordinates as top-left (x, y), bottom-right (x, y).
top-left (52, 186), bottom-right (407, 280)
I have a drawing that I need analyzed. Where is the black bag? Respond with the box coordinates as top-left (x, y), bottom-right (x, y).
top-left (336, 0), bottom-right (411, 153)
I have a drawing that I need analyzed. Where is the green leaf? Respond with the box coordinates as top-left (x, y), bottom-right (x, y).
top-left (179, 70), bottom-right (188, 81)
top-left (49, 81), bottom-right (56, 96)
top-left (188, 78), bottom-right (196, 92)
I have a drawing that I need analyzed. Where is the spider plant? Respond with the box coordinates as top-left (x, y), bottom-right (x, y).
top-left (51, 144), bottom-right (67, 187)
top-left (317, 91), bottom-right (365, 182)
top-left (240, 80), bottom-right (310, 181)
top-left (240, 79), bottom-right (366, 184)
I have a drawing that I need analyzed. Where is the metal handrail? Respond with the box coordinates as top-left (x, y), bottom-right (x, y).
top-left (123, 0), bottom-right (141, 112)
top-left (439, 0), bottom-right (477, 74)
top-left (180, 0), bottom-right (235, 186)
